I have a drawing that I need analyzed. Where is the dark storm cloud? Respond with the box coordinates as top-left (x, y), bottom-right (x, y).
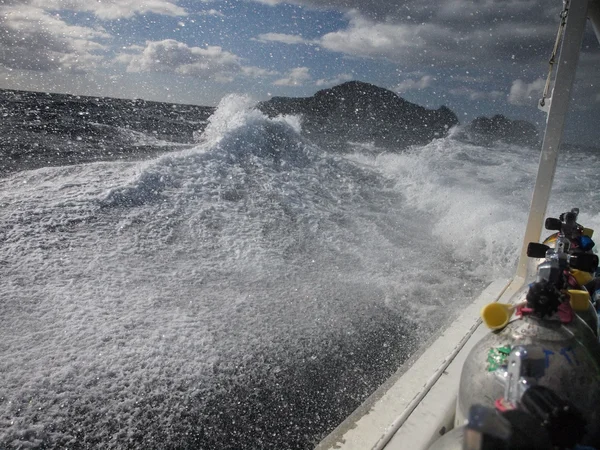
top-left (256, 0), bottom-right (566, 70)
top-left (259, 0), bottom-right (560, 26)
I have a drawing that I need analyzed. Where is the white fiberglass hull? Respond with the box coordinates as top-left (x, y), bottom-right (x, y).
top-left (316, 278), bottom-right (522, 450)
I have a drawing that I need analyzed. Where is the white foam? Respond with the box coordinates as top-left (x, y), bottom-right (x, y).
top-left (348, 138), bottom-right (598, 280)
top-left (197, 94), bottom-right (261, 146)
top-left (1, 102), bottom-right (599, 446)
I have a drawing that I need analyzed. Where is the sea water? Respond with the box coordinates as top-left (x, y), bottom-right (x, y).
top-left (1, 95), bottom-right (599, 449)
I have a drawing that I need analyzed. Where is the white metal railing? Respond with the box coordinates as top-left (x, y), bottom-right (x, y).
top-left (516, 0), bottom-right (590, 280)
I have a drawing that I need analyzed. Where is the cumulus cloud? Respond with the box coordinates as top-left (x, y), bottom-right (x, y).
top-left (0, 4), bottom-right (109, 72)
top-left (317, 10), bottom-right (557, 68)
top-left (250, 0), bottom-right (557, 26)
top-left (124, 40), bottom-right (241, 81)
top-left (396, 75), bottom-right (433, 92)
top-left (30, 0), bottom-right (187, 20)
top-left (0, 0), bottom-right (188, 74)
top-left (251, 1), bottom-right (561, 71)
top-left (242, 66), bottom-right (279, 77)
top-left (319, 14), bottom-right (425, 61)
top-left (508, 78), bottom-right (545, 106)
top-left (120, 40), bottom-right (277, 82)
top-left (274, 67), bottom-right (311, 86)
top-left (255, 33), bottom-right (311, 45)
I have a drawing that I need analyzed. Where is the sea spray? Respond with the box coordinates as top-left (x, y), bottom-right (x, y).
top-left (1, 96), bottom-right (598, 449)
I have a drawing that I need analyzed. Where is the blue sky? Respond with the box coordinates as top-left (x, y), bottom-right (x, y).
top-left (0, 0), bottom-right (599, 144)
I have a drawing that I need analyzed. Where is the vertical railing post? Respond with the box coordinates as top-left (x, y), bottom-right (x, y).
top-left (516, 0), bottom-right (590, 280)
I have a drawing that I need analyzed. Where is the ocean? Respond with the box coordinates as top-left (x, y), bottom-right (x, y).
top-left (1, 90), bottom-right (599, 449)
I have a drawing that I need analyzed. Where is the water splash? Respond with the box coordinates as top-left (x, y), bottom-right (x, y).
top-left (198, 94), bottom-right (259, 146)
top-left (1, 107), bottom-right (598, 448)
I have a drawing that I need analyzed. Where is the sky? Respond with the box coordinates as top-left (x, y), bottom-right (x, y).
top-left (0, 0), bottom-right (599, 145)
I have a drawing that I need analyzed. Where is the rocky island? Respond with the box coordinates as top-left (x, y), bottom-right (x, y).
top-left (461, 114), bottom-right (540, 147)
top-left (258, 81), bottom-right (459, 150)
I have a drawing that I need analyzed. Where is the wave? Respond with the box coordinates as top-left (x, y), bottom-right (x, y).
top-left (2, 95), bottom-right (600, 449)
top-left (363, 137), bottom-right (538, 278)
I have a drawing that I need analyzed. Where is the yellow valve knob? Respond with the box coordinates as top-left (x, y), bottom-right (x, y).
top-left (568, 289), bottom-right (591, 312)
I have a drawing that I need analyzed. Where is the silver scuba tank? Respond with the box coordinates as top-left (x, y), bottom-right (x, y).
top-left (431, 384), bottom-right (585, 450)
top-left (455, 313), bottom-right (600, 426)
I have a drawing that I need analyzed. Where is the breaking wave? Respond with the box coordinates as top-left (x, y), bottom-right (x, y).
top-left (1, 94), bottom-right (599, 449)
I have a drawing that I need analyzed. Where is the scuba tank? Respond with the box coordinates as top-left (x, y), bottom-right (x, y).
top-left (543, 208), bottom-right (595, 254)
top-left (430, 385), bottom-right (589, 449)
top-left (528, 208), bottom-right (598, 337)
top-left (432, 208), bottom-right (600, 449)
top-left (456, 228), bottom-right (600, 427)
top-left (455, 309), bottom-right (600, 426)
top-left (529, 237), bottom-right (598, 336)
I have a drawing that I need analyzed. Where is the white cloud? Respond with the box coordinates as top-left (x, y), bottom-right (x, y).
top-left (315, 9), bottom-right (557, 69)
top-left (249, 2), bottom-right (561, 74)
top-left (508, 78), bottom-right (545, 106)
top-left (31, 0), bottom-right (187, 20)
top-left (396, 75), bottom-right (433, 92)
top-left (125, 40), bottom-right (241, 81)
top-left (250, 0), bottom-right (558, 28)
top-left (319, 14), bottom-right (425, 61)
top-left (0, 4), bottom-right (109, 72)
top-left (121, 40), bottom-right (278, 82)
top-left (255, 33), bottom-right (310, 45)
top-left (242, 66), bottom-right (279, 77)
top-left (315, 73), bottom-right (353, 86)
top-left (274, 67), bottom-right (311, 86)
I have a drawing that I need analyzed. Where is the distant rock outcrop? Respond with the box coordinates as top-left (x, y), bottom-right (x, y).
top-left (258, 81), bottom-right (459, 150)
top-left (462, 114), bottom-right (539, 147)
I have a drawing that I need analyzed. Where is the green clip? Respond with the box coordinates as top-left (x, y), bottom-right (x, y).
top-left (486, 345), bottom-right (511, 372)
